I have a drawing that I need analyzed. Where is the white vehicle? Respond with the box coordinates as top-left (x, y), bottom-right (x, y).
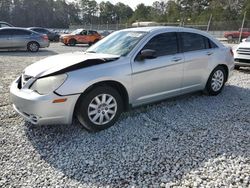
top-left (234, 37), bottom-right (250, 69)
top-left (11, 27), bottom-right (234, 131)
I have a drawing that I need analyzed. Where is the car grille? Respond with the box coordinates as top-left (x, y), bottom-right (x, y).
top-left (18, 73), bottom-right (33, 89)
top-left (237, 47), bottom-right (250, 55)
top-left (235, 58), bottom-right (250, 64)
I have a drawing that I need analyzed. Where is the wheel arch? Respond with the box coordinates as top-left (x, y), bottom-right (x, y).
top-left (74, 80), bottom-right (130, 116)
top-left (217, 64), bottom-right (229, 82)
top-left (27, 41), bottom-right (40, 47)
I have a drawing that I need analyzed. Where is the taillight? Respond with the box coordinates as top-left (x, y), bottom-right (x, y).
top-left (230, 48), bottom-right (234, 56)
top-left (42, 34), bottom-right (48, 40)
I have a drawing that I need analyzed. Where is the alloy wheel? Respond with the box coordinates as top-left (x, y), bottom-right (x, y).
top-left (88, 94), bottom-right (117, 125)
top-left (211, 70), bottom-right (224, 92)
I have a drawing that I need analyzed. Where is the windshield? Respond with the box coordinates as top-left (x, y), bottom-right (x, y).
top-left (71, 29), bottom-right (82, 35)
top-left (86, 30), bottom-right (147, 56)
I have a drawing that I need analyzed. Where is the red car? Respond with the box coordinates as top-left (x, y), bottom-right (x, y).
top-left (224, 28), bottom-right (250, 40)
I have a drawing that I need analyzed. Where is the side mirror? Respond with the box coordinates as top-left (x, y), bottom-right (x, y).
top-left (140, 49), bottom-right (157, 60)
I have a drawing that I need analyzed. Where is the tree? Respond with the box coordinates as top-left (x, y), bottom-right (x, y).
top-left (99, 1), bottom-right (116, 24)
top-left (79, 0), bottom-right (98, 24)
top-left (130, 4), bottom-right (153, 22)
top-left (0, 0), bottom-right (12, 22)
top-left (114, 2), bottom-right (133, 24)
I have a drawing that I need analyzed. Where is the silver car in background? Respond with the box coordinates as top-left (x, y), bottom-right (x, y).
top-left (10, 27), bottom-right (234, 131)
top-left (0, 27), bottom-right (49, 52)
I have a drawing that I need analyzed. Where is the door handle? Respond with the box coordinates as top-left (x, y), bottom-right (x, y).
top-left (172, 57), bottom-right (182, 62)
top-left (206, 51), bottom-right (213, 56)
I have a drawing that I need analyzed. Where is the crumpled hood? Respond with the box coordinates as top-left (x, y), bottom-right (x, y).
top-left (24, 52), bottom-right (120, 78)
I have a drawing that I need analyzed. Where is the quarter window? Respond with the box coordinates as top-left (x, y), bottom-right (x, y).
top-left (143, 32), bottom-right (178, 57)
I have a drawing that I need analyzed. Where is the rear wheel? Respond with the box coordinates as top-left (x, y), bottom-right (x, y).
top-left (27, 42), bottom-right (39, 52)
top-left (76, 86), bottom-right (123, 131)
top-left (205, 66), bottom-right (226, 96)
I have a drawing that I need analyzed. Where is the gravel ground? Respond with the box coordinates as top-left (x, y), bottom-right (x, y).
top-left (0, 43), bottom-right (249, 187)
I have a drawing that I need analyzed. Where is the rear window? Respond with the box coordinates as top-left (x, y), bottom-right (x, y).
top-left (88, 30), bottom-right (98, 35)
top-left (181, 32), bottom-right (218, 52)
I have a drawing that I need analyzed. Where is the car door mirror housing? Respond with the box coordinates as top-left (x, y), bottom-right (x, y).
top-left (140, 49), bottom-right (157, 60)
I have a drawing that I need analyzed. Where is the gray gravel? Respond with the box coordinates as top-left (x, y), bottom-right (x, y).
top-left (0, 43), bottom-right (250, 187)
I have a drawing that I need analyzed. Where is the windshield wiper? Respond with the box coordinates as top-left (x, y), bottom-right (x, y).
top-left (86, 51), bottom-right (96, 53)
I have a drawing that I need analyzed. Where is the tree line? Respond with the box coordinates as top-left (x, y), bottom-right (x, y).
top-left (0, 0), bottom-right (250, 28)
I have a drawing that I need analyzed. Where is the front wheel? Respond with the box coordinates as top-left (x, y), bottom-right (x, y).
top-left (205, 66), bottom-right (226, 96)
top-left (76, 86), bottom-right (123, 131)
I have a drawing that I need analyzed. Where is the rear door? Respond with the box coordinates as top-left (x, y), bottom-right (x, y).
top-left (180, 32), bottom-right (218, 92)
top-left (11, 29), bottom-right (32, 48)
top-left (0, 29), bottom-right (13, 48)
top-left (131, 32), bottom-right (184, 105)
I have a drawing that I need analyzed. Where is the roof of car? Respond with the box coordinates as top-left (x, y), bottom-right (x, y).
top-left (0, 27), bottom-right (29, 30)
top-left (28, 27), bottom-right (48, 30)
top-left (122, 26), bottom-right (181, 32)
top-left (0, 21), bottom-right (14, 27)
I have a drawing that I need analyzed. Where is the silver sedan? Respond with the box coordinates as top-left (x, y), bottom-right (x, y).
top-left (0, 27), bottom-right (49, 52)
top-left (10, 27), bottom-right (234, 131)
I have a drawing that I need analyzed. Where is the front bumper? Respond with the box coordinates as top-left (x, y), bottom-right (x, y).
top-left (10, 78), bottom-right (80, 125)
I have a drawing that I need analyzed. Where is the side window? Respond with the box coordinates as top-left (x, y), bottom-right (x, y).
top-left (1, 24), bottom-right (11, 28)
top-left (143, 32), bottom-right (178, 57)
top-left (181, 32), bottom-right (207, 52)
top-left (0, 29), bottom-right (12, 35)
top-left (81, 30), bottom-right (87, 35)
top-left (12, 30), bottom-right (31, 35)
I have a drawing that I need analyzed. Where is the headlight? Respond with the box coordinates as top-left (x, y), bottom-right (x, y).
top-left (30, 74), bottom-right (67, 95)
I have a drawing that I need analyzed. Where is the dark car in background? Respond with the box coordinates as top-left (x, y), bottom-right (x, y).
top-left (28, 27), bottom-right (60, 41)
top-left (0, 27), bottom-right (49, 52)
top-left (0, 21), bottom-right (14, 28)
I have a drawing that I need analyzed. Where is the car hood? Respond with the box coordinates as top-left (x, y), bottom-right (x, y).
top-left (237, 41), bottom-right (250, 48)
top-left (24, 52), bottom-right (120, 78)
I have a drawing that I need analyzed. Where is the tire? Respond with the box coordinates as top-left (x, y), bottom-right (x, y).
top-left (27, 42), bottom-right (39, 52)
top-left (76, 86), bottom-right (123, 131)
top-left (54, 36), bottom-right (60, 42)
top-left (68, 39), bottom-right (76, 46)
top-left (205, 66), bottom-right (226, 96)
top-left (234, 65), bottom-right (240, 70)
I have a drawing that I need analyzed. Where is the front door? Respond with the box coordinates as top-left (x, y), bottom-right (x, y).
top-left (131, 32), bottom-right (184, 106)
top-left (0, 29), bottom-right (13, 48)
